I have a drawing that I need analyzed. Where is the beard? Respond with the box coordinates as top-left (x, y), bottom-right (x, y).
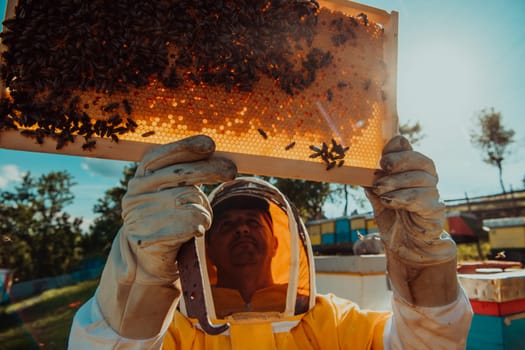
top-left (229, 239), bottom-right (266, 266)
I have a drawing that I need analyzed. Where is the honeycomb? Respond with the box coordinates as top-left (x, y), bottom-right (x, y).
top-left (0, 0), bottom-right (398, 185)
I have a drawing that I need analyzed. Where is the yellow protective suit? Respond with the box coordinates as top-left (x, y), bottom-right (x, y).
top-left (165, 294), bottom-right (389, 350)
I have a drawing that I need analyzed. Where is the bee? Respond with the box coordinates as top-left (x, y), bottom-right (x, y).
top-left (331, 34), bottom-right (348, 46)
top-left (494, 251), bottom-right (506, 260)
top-left (126, 118), bottom-right (138, 132)
top-left (357, 13), bottom-right (369, 26)
top-left (363, 79), bottom-right (371, 91)
top-left (103, 102), bottom-right (119, 112)
top-left (331, 18), bottom-right (344, 31)
top-left (309, 145), bottom-right (322, 158)
top-left (55, 135), bottom-right (68, 150)
top-left (114, 126), bottom-right (128, 134)
top-left (327, 89), bottom-right (333, 102)
top-left (108, 114), bottom-right (122, 125)
top-left (20, 129), bottom-right (36, 139)
top-left (35, 129), bottom-right (45, 144)
top-left (92, 97), bottom-right (101, 106)
top-left (82, 140), bottom-right (97, 151)
top-left (69, 95), bottom-right (80, 110)
top-left (257, 128), bottom-right (268, 139)
top-left (141, 131), bottom-right (155, 137)
top-left (188, 72), bottom-right (199, 84)
top-left (122, 99), bottom-right (132, 115)
top-left (326, 161), bottom-right (336, 170)
top-left (285, 141), bottom-right (296, 150)
top-left (310, 140), bottom-right (349, 170)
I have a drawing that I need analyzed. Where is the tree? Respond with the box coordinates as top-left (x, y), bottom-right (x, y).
top-left (0, 171), bottom-right (83, 281)
top-left (470, 108), bottom-right (515, 193)
top-left (399, 120), bottom-right (425, 146)
top-left (266, 178), bottom-right (334, 221)
top-left (83, 163), bottom-right (136, 257)
top-left (83, 163), bottom-right (136, 256)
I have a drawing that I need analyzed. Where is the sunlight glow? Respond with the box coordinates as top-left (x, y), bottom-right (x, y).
top-left (402, 41), bottom-right (480, 115)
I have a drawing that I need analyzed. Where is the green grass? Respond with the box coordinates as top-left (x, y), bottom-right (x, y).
top-left (457, 240), bottom-right (492, 262)
top-left (0, 279), bottom-right (98, 350)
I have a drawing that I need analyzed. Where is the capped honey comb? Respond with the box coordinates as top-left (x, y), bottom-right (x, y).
top-left (0, 0), bottom-right (398, 186)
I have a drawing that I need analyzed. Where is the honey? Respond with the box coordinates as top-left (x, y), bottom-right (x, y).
top-left (0, 0), bottom-right (398, 185)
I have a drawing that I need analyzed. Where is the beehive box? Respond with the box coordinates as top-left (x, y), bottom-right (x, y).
top-left (321, 232), bottom-right (336, 245)
top-left (487, 218), bottom-right (525, 249)
top-left (0, 0), bottom-right (398, 186)
top-left (466, 313), bottom-right (525, 350)
top-left (459, 270), bottom-right (525, 303)
top-left (460, 268), bottom-right (525, 349)
top-left (321, 220), bottom-right (336, 234)
top-left (365, 215), bottom-right (379, 234)
top-left (306, 222), bottom-right (322, 245)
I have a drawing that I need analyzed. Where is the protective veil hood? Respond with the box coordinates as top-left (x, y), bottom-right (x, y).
top-left (179, 177), bottom-right (317, 327)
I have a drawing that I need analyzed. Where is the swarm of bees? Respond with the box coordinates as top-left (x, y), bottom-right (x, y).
top-left (0, 0), bottom-right (372, 169)
top-left (309, 139), bottom-right (349, 170)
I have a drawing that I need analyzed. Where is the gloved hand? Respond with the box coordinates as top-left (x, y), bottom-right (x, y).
top-left (96, 135), bottom-right (237, 339)
top-left (365, 135), bottom-right (458, 307)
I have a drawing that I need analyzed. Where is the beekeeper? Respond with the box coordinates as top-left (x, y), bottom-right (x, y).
top-left (68, 134), bottom-right (472, 349)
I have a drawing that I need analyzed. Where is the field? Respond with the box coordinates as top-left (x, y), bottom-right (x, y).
top-left (0, 279), bottom-right (98, 350)
top-left (0, 241), bottom-right (495, 350)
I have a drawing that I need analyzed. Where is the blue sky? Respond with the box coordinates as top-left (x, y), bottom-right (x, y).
top-left (1, 0), bottom-right (524, 230)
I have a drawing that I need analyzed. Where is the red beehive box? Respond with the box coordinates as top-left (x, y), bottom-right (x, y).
top-left (459, 267), bottom-right (525, 316)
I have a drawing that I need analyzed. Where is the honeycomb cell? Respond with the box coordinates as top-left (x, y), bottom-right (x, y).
top-left (0, 0), bottom-right (397, 185)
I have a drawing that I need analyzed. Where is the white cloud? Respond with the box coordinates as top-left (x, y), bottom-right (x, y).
top-left (0, 164), bottom-right (23, 189)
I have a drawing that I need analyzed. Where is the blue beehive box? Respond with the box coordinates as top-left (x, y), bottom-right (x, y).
top-left (321, 233), bottom-right (336, 245)
top-left (467, 313), bottom-right (525, 350)
top-left (335, 218), bottom-right (351, 234)
top-left (335, 231), bottom-right (351, 243)
top-left (335, 217), bottom-right (352, 243)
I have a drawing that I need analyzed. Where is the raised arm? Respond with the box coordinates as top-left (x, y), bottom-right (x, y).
top-left (365, 135), bottom-right (472, 349)
top-left (68, 135), bottom-right (236, 349)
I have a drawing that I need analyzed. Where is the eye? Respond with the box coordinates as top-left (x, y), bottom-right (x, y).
top-left (247, 219), bottom-right (263, 228)
top-left (217, 220), bottom-right (234, 234)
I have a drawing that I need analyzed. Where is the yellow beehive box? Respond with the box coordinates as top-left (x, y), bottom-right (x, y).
top-left (487, 218), bottom-right (525, 249)
top-left (306, 223), bottom-right (322, 245)
top-left (321, 220), bottom-right (336, 234)
top-left (350, 215), bottom-right (366, 230)
top-left (309, 232), bottom-right (322, 246)
top-left (365, 215), bottom-right (379, 234)
top-left (307, 223), bottom-right (322, 236)
top-left (0, 0), bottom-right (398, 186)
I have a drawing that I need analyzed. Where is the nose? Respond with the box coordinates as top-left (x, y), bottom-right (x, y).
top-left (234, 222), bottom-right (250, 236)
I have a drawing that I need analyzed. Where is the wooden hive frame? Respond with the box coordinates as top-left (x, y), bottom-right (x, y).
top-left (0, 0), bottom-right (398, 186)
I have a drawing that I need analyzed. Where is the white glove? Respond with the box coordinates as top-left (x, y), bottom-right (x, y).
top-left (365, 135), bottom-right (458, 307)
top-left (96, 135), bottom-right (237, 339)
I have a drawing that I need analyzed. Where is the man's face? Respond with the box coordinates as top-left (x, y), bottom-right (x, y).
top-left (207, 209), bottom-right (277, 271)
